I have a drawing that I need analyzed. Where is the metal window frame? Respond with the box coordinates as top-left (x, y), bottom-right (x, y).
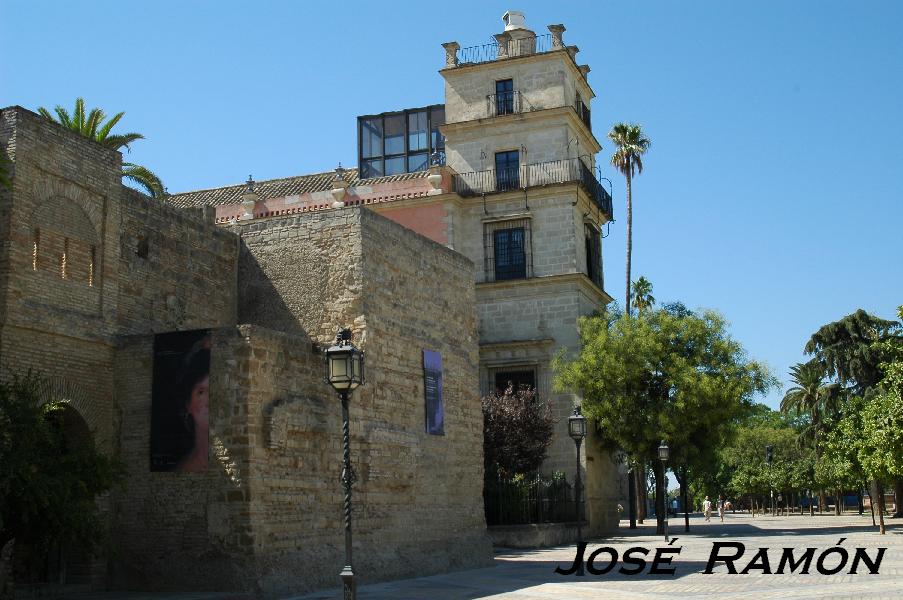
top-left (483, 217), bottom-right (532, 283)
top-left (357, 104), bottom-right (446, 179)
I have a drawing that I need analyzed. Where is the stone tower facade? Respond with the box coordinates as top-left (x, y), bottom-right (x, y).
top-left (438, 14), bottom-right (619, 533)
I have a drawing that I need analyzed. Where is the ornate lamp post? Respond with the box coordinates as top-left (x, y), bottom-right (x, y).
top-left (324, 328), bottom-right (365, 600)
top-left (568, 406), bottom-right (587, 576)
top-left (658, 440), bottom-right (670, 542)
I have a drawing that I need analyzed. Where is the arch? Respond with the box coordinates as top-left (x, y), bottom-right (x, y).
top-left (30, 176), bottom-right (104, 239)
top-left (36, 376), bottom-right (104, 438)
top-left (31, 195), bottom-right (98, 244)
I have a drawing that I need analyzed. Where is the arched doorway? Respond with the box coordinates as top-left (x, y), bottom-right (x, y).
top-left (13, 403), bottom-right (96, 592)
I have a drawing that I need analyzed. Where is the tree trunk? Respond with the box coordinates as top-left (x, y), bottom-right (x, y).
top-left (635, 468), bottom-right (646, 524)
top-left (680, 466), bottom-right (690, 532)
top-left (835, 488), bottom-right (841, 515)
top-left (625, 167), bottom-right (633, 315)
top-left (868, 481), bottom-right (876, 526)
top-left (877, 481), bottom-right (886, 535)
top-left (627, 466), bottom-right (637, 529)
top-left (894, 478), bottom-right (903, 517)
top-left (653, 460), bottom-right (665, 535)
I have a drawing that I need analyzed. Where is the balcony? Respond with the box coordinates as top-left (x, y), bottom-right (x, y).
top-left (452, 158), bottom-right (613, 220)
top-left (487, 91), bottom-right (524, 117)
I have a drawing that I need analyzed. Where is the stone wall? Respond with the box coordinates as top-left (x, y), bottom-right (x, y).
top-left (0, 107), bottom-right (242, 587)
top-left (224, 208), bottom-right (492, 595)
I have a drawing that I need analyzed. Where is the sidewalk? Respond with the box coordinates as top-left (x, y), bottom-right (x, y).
top-left (294, 513), bottom-right (902, 600)
top-left (61, 513), bottom-right (902, 600)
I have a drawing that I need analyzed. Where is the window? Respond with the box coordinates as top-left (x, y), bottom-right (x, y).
top-left (496, 79), bottom-right (514, 116)
top-left (408, 110), bottom-right (428, 152)
top-left (357, 105), bottom-right (446, 179)
top-left (493, 368), bottom-right (536, 394)
top-left (585, 223), bottom-right (603, 289)
top-left (484, 218), bottom-right (532, 282)
top-left (495, 150), bottom-right (520, 191)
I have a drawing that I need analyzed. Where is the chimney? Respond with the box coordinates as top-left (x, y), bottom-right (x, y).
top-left (502, 10), bottom-right (528, 31)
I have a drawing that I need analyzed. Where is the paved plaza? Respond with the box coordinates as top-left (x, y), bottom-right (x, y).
top-left (296, 513), bottom-right (902, 600)
top-left (64, 513), bottom-right (901, 600)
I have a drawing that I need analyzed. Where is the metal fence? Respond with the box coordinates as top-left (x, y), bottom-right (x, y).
top-left (452, 158), bottom-right (613, 219)
top-left (458, 34), bottom-right (553, 65)
top-left (484, 475), bottom-right (579, 526)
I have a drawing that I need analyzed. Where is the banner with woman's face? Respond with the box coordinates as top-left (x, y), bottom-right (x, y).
top-left (150, 330), bottom-right (211, 472)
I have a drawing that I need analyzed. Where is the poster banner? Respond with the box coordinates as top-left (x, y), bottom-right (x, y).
top-left (150, 330), bottom-right (211, 472)
top-left (423, 349), bottom-right (444, 435)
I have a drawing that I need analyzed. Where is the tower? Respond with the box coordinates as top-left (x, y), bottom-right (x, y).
top-left (440, 12), bottom-right (618, 532)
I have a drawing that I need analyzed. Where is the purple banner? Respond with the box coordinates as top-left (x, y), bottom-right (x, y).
top-left (423, 350), bottom-right (444, 435)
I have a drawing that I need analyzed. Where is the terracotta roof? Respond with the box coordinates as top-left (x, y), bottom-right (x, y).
top-left (167, 168), bottom-right (430, 209)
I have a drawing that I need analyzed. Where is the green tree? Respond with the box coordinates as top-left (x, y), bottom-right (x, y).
top-left (805, 309), bottom-right (900, 396)
top-left (555, 304), bottom-right (773, 533)
top-left (608, 123), bottom-right (650, 316)
top-left (0, 373), bottom-right (123, 594)
top-left (631, 276), bottom-right (656, 314)
top-left (37, 98), bottom-right (164, 197)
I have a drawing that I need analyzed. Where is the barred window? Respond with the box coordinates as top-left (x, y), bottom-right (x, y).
top-left (484, 218), bottom-right (532, 282)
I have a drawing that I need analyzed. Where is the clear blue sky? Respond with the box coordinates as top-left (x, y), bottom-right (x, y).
top-left (3, 0), bottom-right (901, 408)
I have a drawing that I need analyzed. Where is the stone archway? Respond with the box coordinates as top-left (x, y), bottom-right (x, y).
top-left (11, 379), bottom-right (100, 590)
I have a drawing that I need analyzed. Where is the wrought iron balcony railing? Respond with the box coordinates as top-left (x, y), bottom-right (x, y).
top-left (452, 158), bottom-right (613, 220)
top-left (458, 34), bottom-right (553, 65)
top-left (487, 91), bottom-right (522, 117)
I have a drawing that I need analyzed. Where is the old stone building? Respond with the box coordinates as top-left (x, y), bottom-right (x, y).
top-left (0, 106), bottom-right (492, 595)
top-left (171, 12), bottom-right (621, 534)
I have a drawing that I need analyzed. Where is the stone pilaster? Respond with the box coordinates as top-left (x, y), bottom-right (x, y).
top-left (442, 41), bottom-right (459, 67)
top-left (547, 24), bottom-right (566, 49)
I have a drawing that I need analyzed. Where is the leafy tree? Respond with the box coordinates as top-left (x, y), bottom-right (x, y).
top-left (481, 384), bottom-right (554, 478)
top-left (805, 309), bottom-right (900, 396)
top-left (0, 373), bottom-right (123, 593)
top-left (608, 123), bottom-right (650, 316)
top-left (631, 276), bottom-right (656, 314)
top-left (555, 304), bottom-right (773, 532)
top-left (37, 98), bottom-right (164, 197)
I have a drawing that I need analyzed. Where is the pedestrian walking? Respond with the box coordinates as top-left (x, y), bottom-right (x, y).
top-left (718, 494), bottom-right (726, 522)
top-left (703, 495), bottom-right (712, 522)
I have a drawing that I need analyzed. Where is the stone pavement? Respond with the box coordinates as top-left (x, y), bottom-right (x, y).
top-left (63, 513), bottom-right (901, 600)
top-left (294, 513), bottom-right (902, 600)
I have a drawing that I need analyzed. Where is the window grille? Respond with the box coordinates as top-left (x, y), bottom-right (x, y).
top-left (483, 218), bottom-right (532, 283)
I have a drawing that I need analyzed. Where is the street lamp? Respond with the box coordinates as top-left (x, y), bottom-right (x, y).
top-left (324, 328), bottom-right (365, 600)
top-left (658, 440), bottom-right (670, 542)
top-left (568, 406), bottom-right (587, 576)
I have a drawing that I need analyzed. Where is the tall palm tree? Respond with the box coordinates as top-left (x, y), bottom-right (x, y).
top-left (631, 276), bottom-right (656, 314)
top-left (38, 98), bottom-right (164, 197)
top-left (608, 123), bottom-right (651, 316)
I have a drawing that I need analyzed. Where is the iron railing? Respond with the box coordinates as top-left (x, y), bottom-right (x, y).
top-left (484, 474), bottom-right (579, 526)
top-left (453, 158), bottom-right (613, 219)
top-left (458, 34), bottom-right (553, 65)
top-left (487, 90), bottom-right (522, 117)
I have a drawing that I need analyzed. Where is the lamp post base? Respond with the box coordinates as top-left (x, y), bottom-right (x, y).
top-left (340, 565), bottom-right (356, 600)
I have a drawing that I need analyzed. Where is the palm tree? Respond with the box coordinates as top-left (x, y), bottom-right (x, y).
top-left (631, 276), bottom-right (656, 314)
top-left (38, 98), bottom-right (164, 197)
top-left (608, 123), bottom-right (651, 316)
